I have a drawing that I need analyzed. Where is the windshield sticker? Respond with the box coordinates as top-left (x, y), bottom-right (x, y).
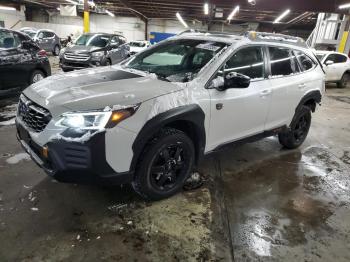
top-left (196, 42), bottom-right (221, 52)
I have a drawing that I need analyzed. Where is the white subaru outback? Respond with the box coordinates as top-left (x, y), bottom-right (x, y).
top-left (16, 32), bottom-right (325, 200)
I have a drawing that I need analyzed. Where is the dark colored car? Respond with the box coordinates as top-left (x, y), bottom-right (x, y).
top-left (0, 28), bottom-right (51, 96)
top-left (59, 33), bottom-right (129, 72)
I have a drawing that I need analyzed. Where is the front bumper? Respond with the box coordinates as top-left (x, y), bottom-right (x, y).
top-left (59, 56), bottom-right (106, 71)
top-left (16, 121), bottom-right (133, 185)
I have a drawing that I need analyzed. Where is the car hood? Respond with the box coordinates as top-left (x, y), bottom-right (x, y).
top-left (64, 45), bottom-right (104, 53)
top-left (23, 66), bottom-right (185, 117)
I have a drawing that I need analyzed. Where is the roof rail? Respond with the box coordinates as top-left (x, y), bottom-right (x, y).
top-left (178, 29), bottom-right (242, 39)
top-left (245, 31), bottom-right (308, 48)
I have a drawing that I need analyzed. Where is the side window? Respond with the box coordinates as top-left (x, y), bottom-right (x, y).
top-left (0, 31), bottom-right (20, 49)
top-left (44, 31), bottom-right (54, 38)
top-left (38, 31), bottom-right (44, 39)
top-left (119, 36), bottom-right (126, 44)
top-left (268, 47), bottom-right (299, 77)
top-left (110, 36), bottom-right (119, 45)
top-left (294, 50), bottom-right (316, 71)
top-left (325, 54), bottom-right (347, 64)
top-left (224, 46), bottom-right (265, 79)
top-left (334, 54), bottom-right (347, 63)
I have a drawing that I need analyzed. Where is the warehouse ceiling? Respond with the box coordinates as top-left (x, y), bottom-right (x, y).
top-left (4, 0), bottom-right (350, 27)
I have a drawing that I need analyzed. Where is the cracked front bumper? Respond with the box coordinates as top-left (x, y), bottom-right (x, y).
top-left (16, 121), bottom-right (133, 185)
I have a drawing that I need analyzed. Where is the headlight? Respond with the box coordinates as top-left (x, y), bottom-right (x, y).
top-left (91, 51), bottom-right (105, 58)
top-left (56, 106), bottom-right (139, 130)
top-left (59, 48), bottom-right (66, 56)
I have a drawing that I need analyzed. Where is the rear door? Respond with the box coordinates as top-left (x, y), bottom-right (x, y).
top-left (264, 46), bottom-right (304, 130)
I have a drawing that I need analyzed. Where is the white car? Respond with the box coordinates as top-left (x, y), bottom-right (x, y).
top-left (128, 40), bottom-right (151, 55)
top-left (315, 51), bottom-right (350, 88)
top-left (16, 32), bottom-right (324, 200)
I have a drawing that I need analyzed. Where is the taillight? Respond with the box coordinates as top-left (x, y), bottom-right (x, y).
top-left (38, 49), bottom-right (47, 56)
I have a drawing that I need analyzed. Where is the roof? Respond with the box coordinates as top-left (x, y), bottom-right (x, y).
top-left (175, 31), bottom-right (308, 48)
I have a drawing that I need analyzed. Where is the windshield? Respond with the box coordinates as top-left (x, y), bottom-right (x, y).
top-left (130, 42), bottom-right (146, 47)
top-left (125, 39), bottom-right (228, 82)
top-left (75, 34), bottom-right (110, 47)
top-left (316, 54), bottom-right (326, 61)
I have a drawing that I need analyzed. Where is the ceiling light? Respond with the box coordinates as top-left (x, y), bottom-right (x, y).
top-left (339, 3), bottom-right (350, 9)
top-left (66, 0), bottom-right (78, 5)
top-left (204, 3), bottom-right (209, 15)
top-left (0, 6), bottom-right (16, 11)
top-left (105, 10), bottom-right (115, 17)
top-left (176, 12), bottom-right (188, 28)
top-left (227, 6), bottom-right (239, 21)
top-left (273, 9), bottom-right (290, 23)
top-left (248, 0), bottom-right (256, 5)
top-left (57, 7), bottom-right (61, 11)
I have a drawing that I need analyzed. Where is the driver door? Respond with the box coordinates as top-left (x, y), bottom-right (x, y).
top-left (109, 36), bottom-right (122, 63)
top-left (207, 46), bottom-right (272, 149)
top-left (36, 31), bottom-right (47, 50)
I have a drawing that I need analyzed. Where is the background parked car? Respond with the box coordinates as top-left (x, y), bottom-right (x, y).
top-left (59, 33), bottom-right (129, 72)
top-left (0, 28), bottom-right (51, 96)
top-left (316, 50), bottom-right (350, 88)
top-left (128, 40), bottom-right (151, 55)
top-left (20, 28), bottom-right (61, 56)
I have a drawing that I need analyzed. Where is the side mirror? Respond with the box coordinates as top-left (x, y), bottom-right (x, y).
top-left (224, 72), bottom-right (250, 89)
top-left (325, 60), bottom-right (334, 66)
top-left (210, 72), bottom-right (251, 91)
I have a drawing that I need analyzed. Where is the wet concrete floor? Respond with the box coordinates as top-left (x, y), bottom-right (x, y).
top-left (0, 79), bottom-right (350, 261)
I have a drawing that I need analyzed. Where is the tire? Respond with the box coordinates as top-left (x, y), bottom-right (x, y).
top-left (30, 70), bottom-right (45, 84)
top-left (337, 73), bottom-right (350, 88)
top-left (53, 45), bottom-right (60, 56)
top-left (278, 106), bottom-right (312, 149)
top-left (105, 59), bottom-right (111, 66)
top-left (132, 128), bottom-right (195, 200)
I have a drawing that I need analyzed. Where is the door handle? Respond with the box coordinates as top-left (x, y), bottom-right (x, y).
top-left (298, 83), bottom-right (306, 89)
top-left (260, 89), bottom-right (272, 97)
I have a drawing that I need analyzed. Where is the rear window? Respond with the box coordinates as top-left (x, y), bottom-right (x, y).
top-left (268, 47), bottom-right (299, 77)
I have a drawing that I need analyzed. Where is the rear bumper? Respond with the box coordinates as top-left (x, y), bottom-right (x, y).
top-left (16, 122), bottom-right (133, 185)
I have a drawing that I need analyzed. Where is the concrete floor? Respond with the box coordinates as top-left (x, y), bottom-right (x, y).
top-left (0, 59), bottom-right (350, 261)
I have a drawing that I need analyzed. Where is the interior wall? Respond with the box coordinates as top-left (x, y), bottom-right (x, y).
top-left (0, 6), bottom-right (25, 29)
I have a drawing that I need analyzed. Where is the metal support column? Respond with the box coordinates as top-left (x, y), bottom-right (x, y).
top-left (83, 0), bottom-right (89, 33)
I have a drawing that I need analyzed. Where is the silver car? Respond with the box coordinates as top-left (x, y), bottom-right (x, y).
top-left (20, 28), bottom-right (61, 56)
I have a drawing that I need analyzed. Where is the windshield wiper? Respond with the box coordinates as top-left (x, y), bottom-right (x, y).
top-left (156, 74), bottom-right (171, 82)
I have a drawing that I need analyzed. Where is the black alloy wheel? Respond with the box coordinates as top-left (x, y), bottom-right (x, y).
top-left (132, 128), bottom-right (195, 200)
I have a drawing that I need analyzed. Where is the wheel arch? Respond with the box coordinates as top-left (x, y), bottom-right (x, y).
top-left (130, 104), bottom-right (206, 173)
top-left (296, 90), bottom-right (322, 113)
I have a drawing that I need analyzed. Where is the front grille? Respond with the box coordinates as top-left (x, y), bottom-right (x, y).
top-left (64, 52), bottom-right (90, 61)
top-left (18, 95), bottom-right (52, 133)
